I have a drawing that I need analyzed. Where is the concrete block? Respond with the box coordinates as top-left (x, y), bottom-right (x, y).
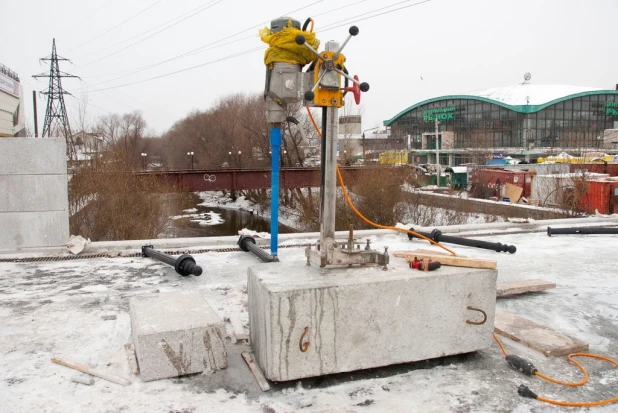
top-left (0, 175), bottom-right (68, 211)
top-left (0, 211), bottom-right (69, 249)
top-left (249, 262), bottom-right (497, 381)
top-left (130, 291), bottom-right (227, 382)
top-left (0, 138), bottom-right (67, 175)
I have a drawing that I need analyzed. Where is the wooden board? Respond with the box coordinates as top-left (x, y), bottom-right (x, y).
top-left (504, 182), bottom-right (523, 203)
top-left (494, 309), bottom-right (588, 357)
top-left (496, 279), bottom-right (556, 297)
top-left (124, 343), bottom-right (140, 375)
top-left (229, 316), bottom-right (249, 342)
top-left (393, 250), bottom-right (497, 270)
top-left (51, 357), bottom-right (132, 386)
top-left (241, 351), bottom-right (270, 392)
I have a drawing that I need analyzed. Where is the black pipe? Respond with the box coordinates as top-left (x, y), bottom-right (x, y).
top-left (547, 226), bottom-right (618, 236)
top-left (142, 245), bottom-right (202, 276)
top-left (238, 236), bottom-right (279, 262)
top-left (408, 228), bottom-right (517, 254)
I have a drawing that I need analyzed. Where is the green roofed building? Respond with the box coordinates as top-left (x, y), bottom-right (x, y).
top-left (383, 82), bottom-right (618, 165)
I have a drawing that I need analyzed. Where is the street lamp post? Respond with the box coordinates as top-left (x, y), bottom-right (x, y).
top-left (187, 151), bottom-right (194, 169)
top-left (228, 151), bottom-right (232, 168)
top-left (434, 120), bottom-right (440, 184)
top-left (361, 127), bottom-right (380, 162)
top-left (141, 152), bottom-right (147, 170)
top-left (238, 150), bottom-right (242, 169)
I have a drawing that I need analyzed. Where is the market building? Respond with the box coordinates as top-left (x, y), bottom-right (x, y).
top-left (383, 82), bottom-right (618, 166)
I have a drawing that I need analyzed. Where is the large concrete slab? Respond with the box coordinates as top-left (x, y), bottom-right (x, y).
top-left (0, 137), bottom-right (69, 250)
top-left (0, 137), bottom-right (67, 175)
top-left (0, 175), bottom-right (68, 211)
top-left (130, 291), bottom-right (227, 382)
top-left (0, 211), bottom-right (69, 249)
top-left (249, 262), bottom-right (497, 382)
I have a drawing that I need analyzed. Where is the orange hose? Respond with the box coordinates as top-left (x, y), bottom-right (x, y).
top-left (306, 107), bottom-right (457, 256)
top-left (336, 166), bottom-right (457, 256)
top-left (493, 332), bottom-right (618, 407)
top-left (306, 107), bottom-right (321, 138)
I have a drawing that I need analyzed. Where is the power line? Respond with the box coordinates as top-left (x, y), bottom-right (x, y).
top-left (317, 0), bottom-right (432, 33)
top-left (71, 0), bottom-right (166, 51)
top-left (81, 0), bottom-right (223, 68)
top-left (86, 46), bottom-right (264, 92)
top-left (75, 0), bottom-right (327, 88)
top-left (79, 0), bottom-right (431, 93)
top-left (77, 1), bottom-right (223, 59)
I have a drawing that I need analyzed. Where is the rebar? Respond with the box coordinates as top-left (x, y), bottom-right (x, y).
top-left (547, 226), bottom-right (618, 236)
top-left (408, 228), bottom-right (517, 253)
top-left (238, 236), bottom-right (279, 263)
top-left (141, 245), bottom-right (202, 276)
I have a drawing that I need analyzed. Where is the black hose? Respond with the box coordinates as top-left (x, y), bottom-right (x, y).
top-left (408, 228), bottom-right (517, 254)
top-left (547, 226), bottom-right (618, 236)
top-left (302, 17), bottom-right (311, 31)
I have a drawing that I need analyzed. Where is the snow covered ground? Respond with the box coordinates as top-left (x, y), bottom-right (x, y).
top-left (1, 217), bottom-right (618, 412)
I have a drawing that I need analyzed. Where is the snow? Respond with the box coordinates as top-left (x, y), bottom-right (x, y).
top-left (1, 218), bottom-right (618, 412)
top-left (468, 83), bottom-right (603, 106)
top-left (190, 211), bottom-right (224, 226)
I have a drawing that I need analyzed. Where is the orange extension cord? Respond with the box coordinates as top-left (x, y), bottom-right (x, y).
top-left (493, 333), bottom-right (618, 407)
top-left (305, 107), bottom-right (457, 256)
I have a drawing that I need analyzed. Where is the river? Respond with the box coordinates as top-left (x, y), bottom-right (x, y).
top-left (166, 201), bottom-right (297, 238)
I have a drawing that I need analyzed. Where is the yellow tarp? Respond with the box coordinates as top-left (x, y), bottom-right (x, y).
top-left (259, 20), bottom-right (320, 66)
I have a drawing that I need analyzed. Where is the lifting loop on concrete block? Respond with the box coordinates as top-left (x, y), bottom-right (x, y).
top-left (299, 327), bottom-right (310, 352)
top-left (465, 306), bottom-right (487, 325)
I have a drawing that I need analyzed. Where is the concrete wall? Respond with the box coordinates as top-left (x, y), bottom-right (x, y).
top-left (0, 138), bottom-right (69, 250)
top-left (405, 191), bottom-right (568, 220)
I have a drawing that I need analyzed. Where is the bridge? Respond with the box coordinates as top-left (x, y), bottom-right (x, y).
top-left (135, 166), bottom-right (407, 192)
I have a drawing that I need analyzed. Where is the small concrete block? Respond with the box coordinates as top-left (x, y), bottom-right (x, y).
top-left (130, 291), bottom-right (227, 382)
top-left (249, 262), bottom-right (497, 382)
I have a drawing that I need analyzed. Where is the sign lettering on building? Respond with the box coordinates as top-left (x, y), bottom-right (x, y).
top-left (0, 72), bottom-right (19, 97)
top-left (606, 102), bottom-right (618, 116)
top-left (422, 106), bottom-right (456, 121)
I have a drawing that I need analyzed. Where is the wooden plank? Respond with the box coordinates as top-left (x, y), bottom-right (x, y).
top-left (393, 250), bottom-right (497, 270)
top-left (496, 279), bottom-right (556, 297)
top-left (241, 351), bottom-right (270, 392)
top-left (494, 309), bottom-right (589, 357)
top-left (51, 357), bottom-right (132, 386)
top-left (124, 343), bottom-right (140, 375)
top-left (229, 316), bottom-right (249, 342)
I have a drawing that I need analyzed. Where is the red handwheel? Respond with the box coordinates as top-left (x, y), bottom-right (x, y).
top-left (345, 75), bottom-right (362, 104)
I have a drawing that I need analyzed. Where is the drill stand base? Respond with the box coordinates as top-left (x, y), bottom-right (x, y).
top-left (305, 238), bottom-right (389, 269)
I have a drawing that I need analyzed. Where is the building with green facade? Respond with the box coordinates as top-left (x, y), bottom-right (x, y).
top-left (383, 83), bottom-right (618, 166)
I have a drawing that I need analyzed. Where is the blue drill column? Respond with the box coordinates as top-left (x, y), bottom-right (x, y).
top-left (270, 125), bottom-right (282, 256)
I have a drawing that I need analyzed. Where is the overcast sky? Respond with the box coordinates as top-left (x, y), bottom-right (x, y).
top-left (2, 0), bottom-right (616, 136)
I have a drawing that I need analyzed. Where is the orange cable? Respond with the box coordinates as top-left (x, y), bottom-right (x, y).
top-left (336, 166), bottom-right (457, 256)
top-left (305, 107), bottom-right (457, 256)
top-left (493, 331), bottom-right (618, 407)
